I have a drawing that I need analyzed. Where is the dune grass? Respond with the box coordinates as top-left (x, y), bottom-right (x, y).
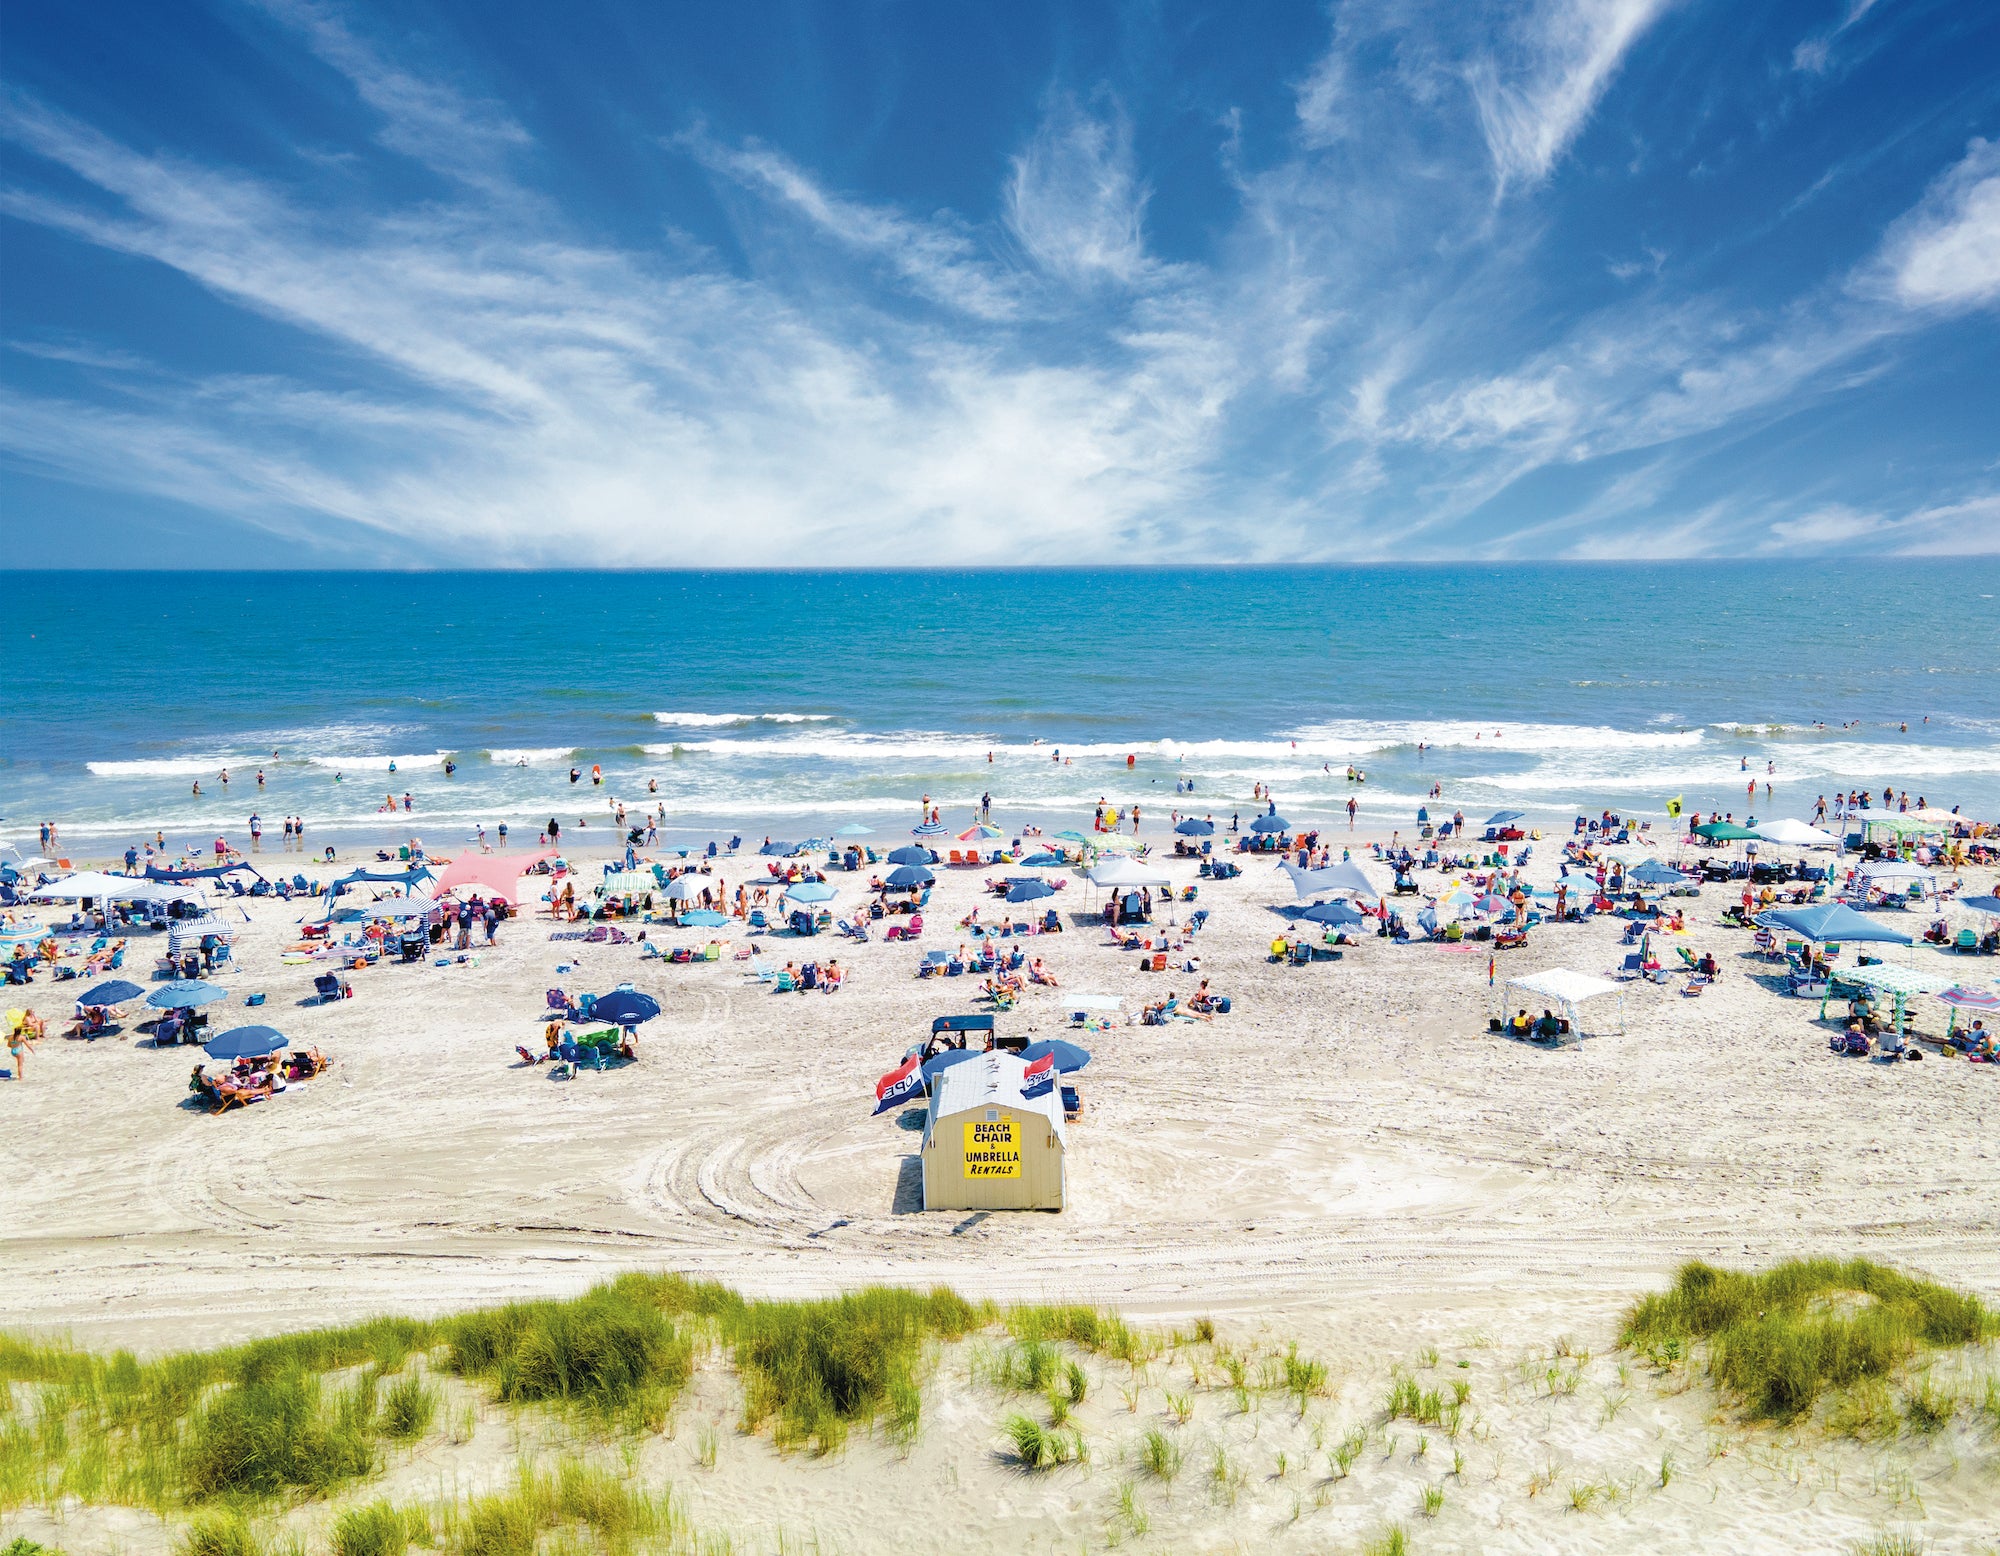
top-left (1623, 1258), bottom-right (1995, 1421)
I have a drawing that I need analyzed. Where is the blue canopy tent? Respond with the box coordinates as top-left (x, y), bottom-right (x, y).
top-left (318, 865), bottom-right (436, 920)
top-left (1753, 903), bottom-right (1912, 945)
top-left (204, 1025), bottom-right (287, 1060)
top-left (144, 860), bottom-right (268, 885)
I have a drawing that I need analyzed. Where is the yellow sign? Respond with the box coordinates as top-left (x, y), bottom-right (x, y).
top-left (963, 1118), bottom-right (1021, 1178)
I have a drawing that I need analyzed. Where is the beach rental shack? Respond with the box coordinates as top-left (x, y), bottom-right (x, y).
top-left (920, 1050), bottom-right (1066, 1212)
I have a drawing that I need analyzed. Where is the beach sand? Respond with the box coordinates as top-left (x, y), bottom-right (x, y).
top-left (4, 827), bottom-right (1997, 1551)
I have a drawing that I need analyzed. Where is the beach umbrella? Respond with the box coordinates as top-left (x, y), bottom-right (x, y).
top-left (921, 1048), bottom-right (982, 1083)
top-left (1937, 986), bottom-right (2000, 1012)
top-left (885, 864), bottom-right (934, 888)
top-left (835, 824), bottom-right (874, 837)
top-left (1174, 818), bottom-right (1214, 836)
top-left (1471, 893), bottom-right (1512, 915)
top-left (1250, 812), bottom-right (1291, 835)
top-left (1483, 811), bottom-right (1525, 827)
top-left (591, 989), bottom-right (661, 1027)
top-left (1054, 830), bottom-right (1091, 843)
top-left (758, 841), bottom-right (797, 857)
top-left (78, 978), bottom-right (145, 1006)
top-left (1961, 895), bottom-right (2000, 918)
top-left (1007, 879), bottom-right (1056, 903)
top-left (957, 823), bottom-right (1003, 841)
top-left (680, 909), bottom-right (727, 927)
top-left (1692, 821), bottom-right (1758, 842)
top-left (1016, 852), bottom-right (1066, 867)
top-left (887, 845), bottom-right (935, 865)
top-left (783, 880), bottom-right (838, 903)
top-left (1434, 889), bottom-right (1477, 921)
top-left (203, 1025), bottom-right (287, 1060)
top-left (912, 821), bottom-right (949, 837)
top-left (1627, 860), bottom-right (1691, 887)
top-left (659, 875), bottom-right (704, 901)
top-left (1302, 900), bottom-right (1366, 927)
top-left (1019, 1038), bottom-right (1091, 1072)
top-left (148, 980), bottom-right (228, 1009)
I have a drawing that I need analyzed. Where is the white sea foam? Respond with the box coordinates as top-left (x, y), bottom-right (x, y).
top-left (86, 757), bottom-right (263, 778)
top-left (304, 752), bottom-right (455, 773)
top-left (485, 747), bottom-right (575, 765)
top-left (651, 711), bottom-right (836, 726)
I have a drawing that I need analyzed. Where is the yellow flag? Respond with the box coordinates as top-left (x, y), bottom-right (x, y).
top-left (1665, 795), bottom-right (1684, 819)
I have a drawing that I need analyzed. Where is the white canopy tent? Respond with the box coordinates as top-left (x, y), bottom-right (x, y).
top-left (1753, 818), bottom-right (1838, 848)
top-left (1497, 967), bottom-right (1626, 1036)
top-left (1087, 858), bottom-right (1171, 888)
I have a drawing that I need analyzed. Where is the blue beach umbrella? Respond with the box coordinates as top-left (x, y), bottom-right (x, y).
top-left (1006, 879), bottom-right (1056, 903)
top-left (784, 880), bottom-right (838, 903)
top-left (835, 824), bottom-right (873, 837)
top-left (1301, 900), bottom-right (1366, 927)
top-left (1484, 811), bottom-right (1525, 827)
top-left (680, 909), bottom-right (727, 927)
top-left (912, 821), bottom-right (949, 837)
top-left (887, 845), bottom-right (935, 865)
top-left (1627, 860), bottom-right (1691, 887)
top-left (1055, 830), bottom-right (1091, 843)
top-left (1174, 818), bottom-right (1214, 836)
top-left (1016, 852), bottom-right (1065, 866)
top-left (1250, 813), bottom-right (1290, 834)
top-left (921, 1048), bottom-right (982, 1084)
top-left (79, 979), bottom-right (145, 1006)
top-left (591, 989), bottom-right (661, 1027)
top-left (203, 1025), bottom-right (287, 1060)
top-left (1019, 1038), bottom-right (1091, 1072)
top-left (885, 864), bottom-right (935, 888)
top-left (148, 980), bottom-right (228, 1009)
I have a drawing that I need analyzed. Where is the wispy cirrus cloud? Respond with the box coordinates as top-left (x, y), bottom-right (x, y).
top-left (0, 0), bottom-right (1993, 564)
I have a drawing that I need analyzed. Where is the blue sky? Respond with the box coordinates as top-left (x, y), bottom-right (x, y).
top-left (3, 0), bottom-right (1996, 565)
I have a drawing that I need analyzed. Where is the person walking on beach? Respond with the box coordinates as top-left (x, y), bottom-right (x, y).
top-left (1347, 797), bottom-right (1358, 829)
top-left (249, 814), bottom-right (262, 850)
top-left (548, 817), bottom-right (561, 845)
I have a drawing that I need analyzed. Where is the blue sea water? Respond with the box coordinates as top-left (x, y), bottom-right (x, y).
top-left (5, 564), bottom-right (1998, 854)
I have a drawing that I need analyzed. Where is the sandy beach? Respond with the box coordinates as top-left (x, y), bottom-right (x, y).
top-left (5, 822), bottom-right (1997, 1552)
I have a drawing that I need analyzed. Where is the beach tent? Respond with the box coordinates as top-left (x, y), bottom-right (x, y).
top-left (430, 850), bottom-right (554, 902)
top-left (29, 871), bottom-right (163, 901)
top-left (1753, 819), bottom-right (1837, 848)
top-left (346, 893), bottom-right (439, 921)
top-left (1499, 967), bottom-right (1625, 1036)
top-left (1086, 858), bottom-right (1170, 888)
top-left (1823, 961), bottom-right (1959, 1040)
top-left (168, 914), bottom-right (237, 956)
top-left (143, 860), bottom-right (266, 885)
top-left (1860, 814), bottom-right (1942, 844)
top-left (919, 1050), bottom-right (1065, 1212)
top-left (318, 866), bottom-right (435, 919)
top-left (597, 871), bottom-right (657, 897)
top-left (1692, 821), bottom-right (1758, 842)
top-left (1280, 860), bottom-right (1384, 900)
top-left (1753, 903), bottom-right (1911, 945)
top-left (1852, 860), bottom-right (1937, 904)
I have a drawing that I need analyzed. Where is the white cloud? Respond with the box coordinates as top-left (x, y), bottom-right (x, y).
top-left (1004, 97), bottom-right (1153, 287)
top-left (1468, 0), bottom-right (1672, 191)
top-left (1873, 139), bottom-right (2000, 311)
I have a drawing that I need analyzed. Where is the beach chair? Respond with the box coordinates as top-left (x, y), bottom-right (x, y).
top-left (748, 909), bottom-right (768, 930)
top-left (774, 971), bottom-right (796, 993)
top-left (313, 972), bottom-right (351, 1003)
top-left (1956, 929), bottom-right (1979, 953)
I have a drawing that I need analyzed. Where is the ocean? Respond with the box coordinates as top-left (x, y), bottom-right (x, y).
top-left (6, 564), bottom-right (1998, 855)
